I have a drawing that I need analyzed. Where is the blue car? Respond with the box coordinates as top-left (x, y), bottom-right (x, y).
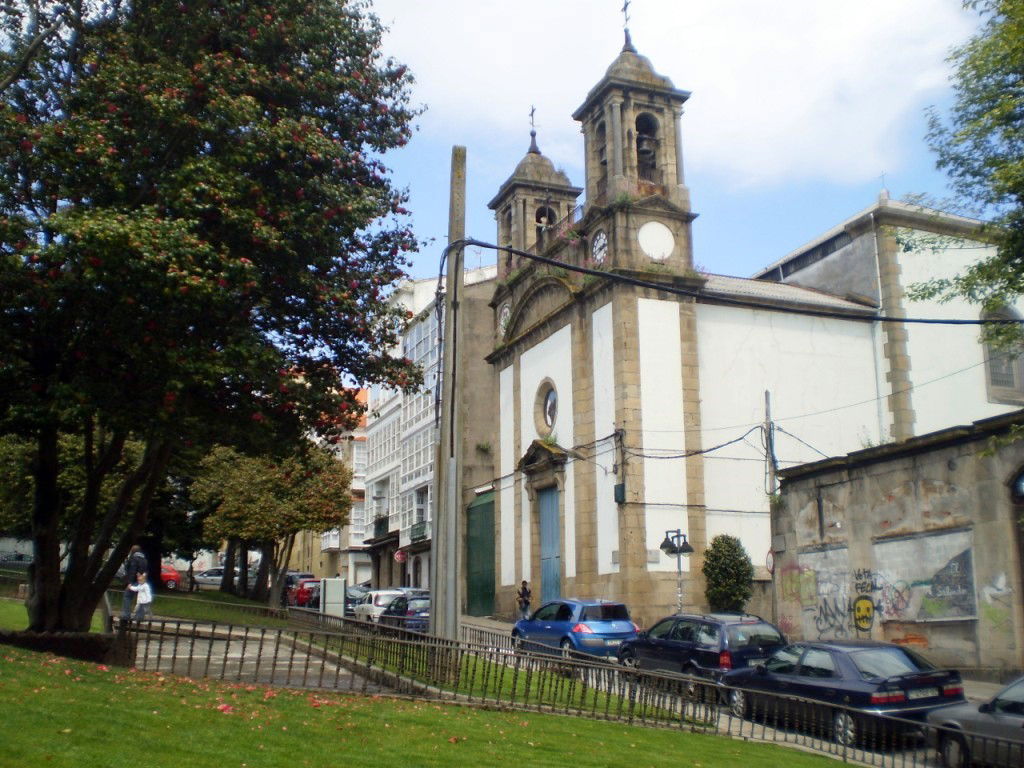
top-left (512, 598), bottom-right (638, 659)
top-left (379, 594), bottom-right (430, 632)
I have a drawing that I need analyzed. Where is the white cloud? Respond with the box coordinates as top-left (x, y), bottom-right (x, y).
top-left (372, 0), bottom-right (974, 190)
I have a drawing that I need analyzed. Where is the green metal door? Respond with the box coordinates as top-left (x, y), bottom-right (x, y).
top-left (465, 492), bottom-right (495, 616)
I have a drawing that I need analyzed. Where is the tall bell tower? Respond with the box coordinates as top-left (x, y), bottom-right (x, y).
top-left (572, 29), bottom-right (692, 213)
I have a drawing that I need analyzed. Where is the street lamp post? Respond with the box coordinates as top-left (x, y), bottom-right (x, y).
top-left (659, 529), bottom-right (695, 613)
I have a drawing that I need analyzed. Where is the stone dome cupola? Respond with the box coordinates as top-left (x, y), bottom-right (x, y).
top-left (488, 129), bottom-right (582, 278)
top-left (572, 30), bottom-right (692, 210)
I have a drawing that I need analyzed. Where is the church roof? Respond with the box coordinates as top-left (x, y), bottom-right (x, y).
top-left (701, 273), bottom-right (877, 315)
top-left (487, 132), bottom-right (581, 210)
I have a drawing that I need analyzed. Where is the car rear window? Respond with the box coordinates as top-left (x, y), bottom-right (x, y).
top-left (408, 599), bottom-right (430, 611)
top-left (581, 604), bottom-right (630, 621)
top-left (850, 647), bottom-right (936, 680)
top-left (375, 593), bottom-right (399, 606)
top-left (727, 622), bottom-right (784, 649)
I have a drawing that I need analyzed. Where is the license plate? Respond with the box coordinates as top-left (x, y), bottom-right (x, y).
top-left (908, 687), bottom-right (938, 700)
top-left (606, 639), bottom-right (621, 646)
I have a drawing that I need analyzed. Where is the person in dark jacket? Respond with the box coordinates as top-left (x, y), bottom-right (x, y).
top-left (121, 545), bottom-right (148, 619)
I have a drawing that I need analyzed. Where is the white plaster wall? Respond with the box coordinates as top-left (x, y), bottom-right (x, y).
top-left (592, 303), bottom-right (619, 574)
top-left (499, 365), bottom-right (516, 586)
top-left (519, 325), bottom-right (576, 578)
top-left (638, 299), bottom-right (689, 574)
top-left (696, 304), bottom-right (883, 561)
top-left (897, 239), bottom-right (1024, 435)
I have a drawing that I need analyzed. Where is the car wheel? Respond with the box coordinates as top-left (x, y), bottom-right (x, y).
top-left (165, 579), bottom-right (177, 591)
top-left (620, 649), bottom-right (639, 669)
top-left (939, 732), bottom-right (970, 768)
top-left (833, 710), bottom-right (859, 748)
top-left (560, 639), bottom-right (574, 660)
top-left (511, 632), bottom-right (523, 652)
top-left (729, 689), bottom-right (751, 719)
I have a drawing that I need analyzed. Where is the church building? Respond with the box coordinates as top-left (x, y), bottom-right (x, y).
top-left (466, 31), bottom-right (1020, 628)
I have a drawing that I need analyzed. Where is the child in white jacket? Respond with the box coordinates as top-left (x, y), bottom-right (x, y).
top-left (129, 571), bottom-right (153, 620)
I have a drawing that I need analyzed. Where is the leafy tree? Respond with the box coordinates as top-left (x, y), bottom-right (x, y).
top-left (911, 1), bottom-right (1024, 345)
top-left (702, 534), bottom-right (754, 613)
top-left (191, 443), bottom-right (351, 606)
top-left (0, 0), bottom-right (420, 631)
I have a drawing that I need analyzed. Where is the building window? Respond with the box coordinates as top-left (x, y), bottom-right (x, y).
top-left (984, 309), bottom-right (1024, 404)
top-left (1011, 467), bottom-right (1024, 504)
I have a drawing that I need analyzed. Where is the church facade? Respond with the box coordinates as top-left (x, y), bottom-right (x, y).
top-left (469, 34), bottom-right (1020, 628)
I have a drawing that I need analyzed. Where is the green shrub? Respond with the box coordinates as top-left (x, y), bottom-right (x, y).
top-left (702, 534), bottom-right (754, 612)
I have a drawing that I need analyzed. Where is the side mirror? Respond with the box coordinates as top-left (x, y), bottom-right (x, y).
top-left (755, 663), bottom-right (767, 675)
top-left (978, 701), bottom-right (994, 714)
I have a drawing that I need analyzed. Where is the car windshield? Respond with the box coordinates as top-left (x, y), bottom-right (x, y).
top-left (727, 623), bottom-right (784, 649)
top-left (580, 604), bottom-right (630, 621)
top-left (375, 593), bottom-right (399, 606)
top-left (850, 647), bottom-right (936, 680)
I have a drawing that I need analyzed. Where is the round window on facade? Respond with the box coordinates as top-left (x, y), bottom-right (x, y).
top-left (533, 380), bottom-right (558, 437)
top-left (1012, 467), bottom-right (1024, 504)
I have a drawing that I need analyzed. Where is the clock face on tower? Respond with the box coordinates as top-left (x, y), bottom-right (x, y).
top-left (498, 303), bottom-right (511, 337)
top-left (591, 229), bottom-right (608, 264)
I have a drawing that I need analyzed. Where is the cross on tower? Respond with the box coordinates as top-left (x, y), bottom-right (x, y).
top-left (529, 105), bottom-right (536, 130)
top-left (622, 0), bottom-right (631, 27)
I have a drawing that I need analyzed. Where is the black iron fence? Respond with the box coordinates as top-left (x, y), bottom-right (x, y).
top-left (117, 615), bottom-right (1024, 767)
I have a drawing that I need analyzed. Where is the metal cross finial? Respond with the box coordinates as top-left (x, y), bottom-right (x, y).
top-left (529, 105), bottom-right (536, 130)
top-left (880, 171), bottom-right (888, 188)
top-left (622, 0), bottom-right (631, 27)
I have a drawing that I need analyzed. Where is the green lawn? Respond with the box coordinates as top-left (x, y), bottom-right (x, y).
top-left (0, 644), bottom-right (842, 768)
top-left (0, 599), bottom-right (105, 633)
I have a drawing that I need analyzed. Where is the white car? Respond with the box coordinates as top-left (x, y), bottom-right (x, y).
top-left (353, 589), bottom-right (403, 622)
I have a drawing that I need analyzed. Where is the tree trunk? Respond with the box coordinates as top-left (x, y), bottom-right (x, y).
top-left (220, 538), bottom-right (238, 594)
top-left (28, 424), bottom-right (66, 631)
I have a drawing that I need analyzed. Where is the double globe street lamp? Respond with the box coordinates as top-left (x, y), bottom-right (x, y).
top-left (659, 529), bottom-right (695, 613)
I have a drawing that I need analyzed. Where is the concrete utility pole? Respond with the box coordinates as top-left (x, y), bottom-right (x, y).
top-left (430, 146), bottom-right (466, 640)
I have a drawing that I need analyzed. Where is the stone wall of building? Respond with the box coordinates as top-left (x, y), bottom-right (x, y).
top-left (772, 413), bottom-right (1024, 678)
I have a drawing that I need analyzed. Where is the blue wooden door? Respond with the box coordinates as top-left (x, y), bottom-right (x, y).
top-left (538, 487), bottom-right (561, 603)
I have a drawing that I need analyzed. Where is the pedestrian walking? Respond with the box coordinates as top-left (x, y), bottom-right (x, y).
top-left (121, 545), bottom-right (148, 619)
top-left (516, 580), bottom-right (532, 620)
top-left (128, 571), bottom-right (153, 620)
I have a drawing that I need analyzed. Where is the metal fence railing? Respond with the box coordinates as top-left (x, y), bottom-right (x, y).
top-left (116, 616), bottom-right (1024, 768)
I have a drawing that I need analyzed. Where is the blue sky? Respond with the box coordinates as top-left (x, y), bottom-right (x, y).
top-left (370, 0), bottom-right (978, 280)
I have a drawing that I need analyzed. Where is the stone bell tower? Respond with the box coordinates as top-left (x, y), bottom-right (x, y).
top-left (572, 30), bottom-right (692, 213)
top-left (487, 128), bottom-right (582, 280)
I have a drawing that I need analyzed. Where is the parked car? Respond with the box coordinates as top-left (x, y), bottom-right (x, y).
top-left (723, 640), bottom-right (966, 747)
top-left (279, 571), bottom-right (315, 605)
top-left (288, 578), bottom-right (320, 607)
top-left (353, 589), bottom-right (404, 623)
top-left (926, 674), bottom-right (1024, 768)
top-left (511, 599), bottom-right (638, 659)
top-left (344, 586), bottom-right (368, 617)
top-left (379, 594), bottom-right (430, 632)
top-left (618, 612), bottom-right (786, 680)
top-left (305, 582), bottom-right (321, 612)
top-left (159, 563), bottom-right (180, 590)
top-left (191, 567), bottom-right (230, 590)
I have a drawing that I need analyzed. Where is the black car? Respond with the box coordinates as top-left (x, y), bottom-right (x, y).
top-left (618, 612), bottom-right (786, 680)
top-left (723, 640), bottom-right (966, 747)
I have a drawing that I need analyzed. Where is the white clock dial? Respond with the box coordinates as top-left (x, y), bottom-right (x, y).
top-left (637, 221), bottom-right (675, 261)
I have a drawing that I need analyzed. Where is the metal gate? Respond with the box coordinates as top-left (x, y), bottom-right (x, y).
top-left (465, 492), bottom-right (495, 616)
top-left (538, 486), bottom-right (561, 602)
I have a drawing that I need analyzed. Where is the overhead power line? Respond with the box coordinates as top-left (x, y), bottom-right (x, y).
top-left (454, 237), bottom-right (1020, 327)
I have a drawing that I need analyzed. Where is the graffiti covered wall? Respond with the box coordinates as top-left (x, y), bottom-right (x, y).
top-left (773, 415), bottom-right (1024, 672)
